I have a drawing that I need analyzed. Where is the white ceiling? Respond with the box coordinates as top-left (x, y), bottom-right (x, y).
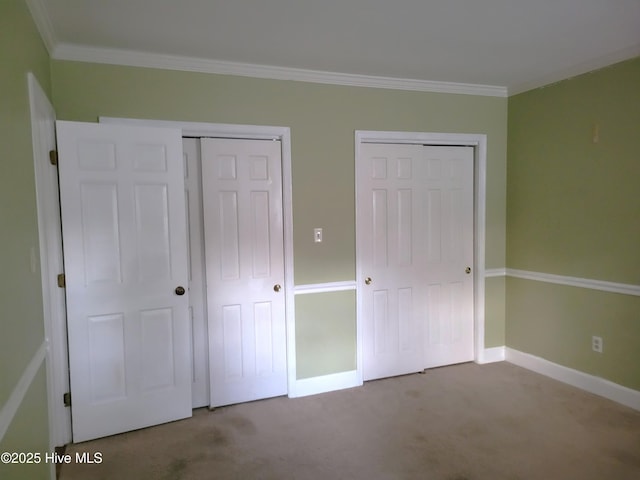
top-left (29, 0), bottom-right (640, 95)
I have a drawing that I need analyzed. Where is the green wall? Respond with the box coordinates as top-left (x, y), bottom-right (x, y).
top-left (4, 2), bottom-right (637, 471)
top-left (506, 57), bottom-right (640, 390)
top-left (0, 1), bottom-right (52, 478)
top-left (51, 60), bottom-right (508, 377)
top-left (296, 291), bottom-right (357, 379)
top-left (0, 367), bottom-right (51, 480)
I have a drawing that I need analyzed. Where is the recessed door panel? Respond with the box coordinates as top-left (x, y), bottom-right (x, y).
top-left (398, 287), bottom-right (413, 352)
top-left (77, 140), bottom-right (116, 171)
top-left (397, 189), bottom-right (413, 266)
top-left (134, 184), bottom-right (171, 281)
top-left (372, 189), bottom-right (389, 268)
top-left (219, 192), bottom-right (241, 280)
top-left (80, 183), bottom-right (122, 285)
top-left (140, 307), bottom-right (175, 391)
top-left (373, 290), bottom-right (389, 355)
top-left (251, 191), bottom-right (272, 278)
top-left (254, 302), bottom-right (274, 376)
top-left (222, 304), bottom-right (243, 379)
top-left (132, 144), bottom-right (168, 172)
top-left (87, 313), bottom-right (126, 402)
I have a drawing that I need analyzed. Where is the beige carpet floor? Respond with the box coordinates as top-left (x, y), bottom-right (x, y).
top-left (59, 362), bottom-right (640, 479)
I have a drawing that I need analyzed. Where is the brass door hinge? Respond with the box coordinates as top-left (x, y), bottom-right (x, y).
top-left (57, 273), bottom-right (65, 288)
top-left (49, 150), bottom-right (58, 166)
top-left (63, 392), bottom-right (71, 407)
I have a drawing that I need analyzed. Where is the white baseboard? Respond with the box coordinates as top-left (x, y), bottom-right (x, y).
top-left (289, 370), bottom-right (362, 398)
top-left (506, 348), bottom-right (640, 411)
top-left (0, 341), bottom-right (48, 441)
top-left (478, 346), bottom-right (506, 364)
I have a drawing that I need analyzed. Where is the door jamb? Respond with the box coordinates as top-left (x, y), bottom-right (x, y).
top-left (99, 117), bottom-right (297, 398)
top-left (354, 130), bottom-right (488, 383)
top-left (28, 73), bottom-right (73, 452)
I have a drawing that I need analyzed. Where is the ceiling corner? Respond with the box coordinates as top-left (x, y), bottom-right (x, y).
top-left (508, 43), bottom-right (640, 96)
top-left (26, 0), bottom-right (57, 55)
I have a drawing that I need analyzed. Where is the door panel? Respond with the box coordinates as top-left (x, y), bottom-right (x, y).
top-left (423, 146), bottom-right (474, 368)
top-left (201, 138), bottom-right (287, 408)
top-left (360, 144), bottom-right (424, 380)
top-left (57, 121), bottom-right (191, 442)
top-left (359, 143), bottom-right (474, 380)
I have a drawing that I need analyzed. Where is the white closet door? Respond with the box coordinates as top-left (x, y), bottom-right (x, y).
top-left (359, 143), bottom-right (425, 381)
top-left (57, 121), bottom-right (191, 442)
top-left (358, 143), bottom-right (474, 380)
top-left (423, 146), bottom-right (474, 368)
top-left (201, 138), bottom-right (287, 408)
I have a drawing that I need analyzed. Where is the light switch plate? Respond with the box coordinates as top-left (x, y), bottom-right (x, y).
top-left (314, 228), bottom-right (323, 243)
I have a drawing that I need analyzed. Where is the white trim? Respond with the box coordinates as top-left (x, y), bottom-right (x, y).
top-left (280, 132), bottom-right (297, 404)
top-left (99, 117), bottom-right (297, 402)
top-left (288, 370), bottom-right (361, 398)
top-left (506, 268), bottom-right (640, 297)
top-left (25, 0), bottom-right (57, 55)
top-left (484, 268), bottom-right (506, 278)
top-left (100, 117), bottom-right (286, 140)
top-left (506, 348), bottom-right (640, 411)
top-left (475, 267), bottom-right (640, 297)
top-left (509, 43), bottom-right (640, 95)
top-left (357, 130), bottom-right (488, 146)
top-left (22, 2), bottom-right (637, 99)
top-left (355, 130), bottom-right (487, 378)
top-left (294, 281), bottom-right (357, 295)
top-left (28, 73), bottom-right (72, 448)
top-left (0, 342), bottom-right (47, 441)
top-left (474, 136), bottom-right (488, 369)
top-left (54, 44), bottom-right (507, 98)
top-left (477, 346), bottom-right (506, 364)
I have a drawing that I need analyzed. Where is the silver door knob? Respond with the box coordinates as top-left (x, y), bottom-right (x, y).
top-left (365, 277), bottom-right (372, 285)
top-left (465, 267), bottom-right (471, 274)
top-left (274, 284), bottom-right (282, 292)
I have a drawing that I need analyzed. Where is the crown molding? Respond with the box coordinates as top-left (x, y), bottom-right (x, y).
top-left (509, 43), bottom-right (640, 95)
top-left (25, 0), bottom-right (57, 55)
top-left (25, 2), bottom-right (637, 98)
top-left (52, 43), bottom-right (508, 97)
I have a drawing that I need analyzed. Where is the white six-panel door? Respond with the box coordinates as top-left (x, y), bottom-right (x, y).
top-left (57, 121), bottom-right (192, 442)
top-left (423, 146), bottom-right (474, 368)
top-left (359, 143), bottom-right (474, 380)
top-left (359, 144), bottom-right (426, 380)
top-left (201, 138), bottom-right (288, 408)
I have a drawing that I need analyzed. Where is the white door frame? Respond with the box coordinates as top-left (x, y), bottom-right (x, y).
top-left (355, 130), bottom-right (489, 384)
top-left (28, 73), bottom-right (72, 455)
top-left (99, 117), bottom-right (296, 398)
